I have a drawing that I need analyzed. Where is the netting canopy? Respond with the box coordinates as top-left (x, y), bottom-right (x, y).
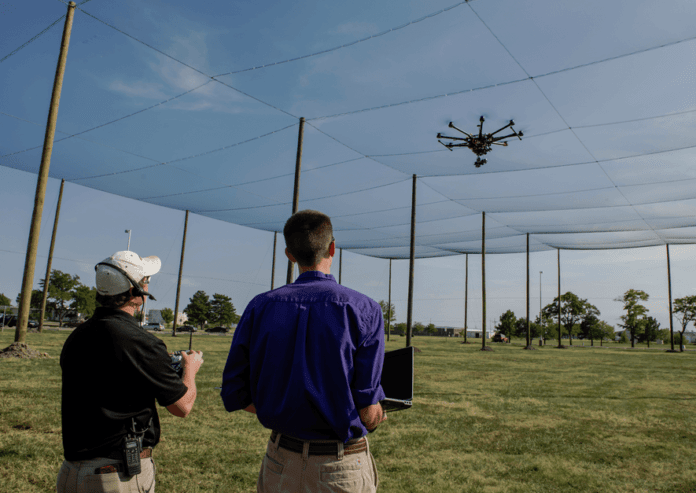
top-left (2, 0), bottom-right (696, 258)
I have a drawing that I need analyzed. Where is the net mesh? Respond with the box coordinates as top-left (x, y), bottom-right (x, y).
top-left (2, 0), bottom-right (696, 258)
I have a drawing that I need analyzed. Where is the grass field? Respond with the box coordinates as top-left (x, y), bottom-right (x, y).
top-left (1, 330), bottom-right (695, 492)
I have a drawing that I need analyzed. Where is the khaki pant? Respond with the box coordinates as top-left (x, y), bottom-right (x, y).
top-left (258, 433), bottom-right (379, 493)
top-left (56, 457), bottom-right (156, 493)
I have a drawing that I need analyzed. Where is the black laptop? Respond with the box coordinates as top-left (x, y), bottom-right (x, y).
top-left (379, 346), bottom-right (414, 412)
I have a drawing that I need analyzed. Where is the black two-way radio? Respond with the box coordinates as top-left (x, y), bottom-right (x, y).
top-left (122, 417), bottom-right (152, 476)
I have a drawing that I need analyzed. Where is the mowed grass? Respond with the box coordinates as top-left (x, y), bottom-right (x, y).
top-left (1, 330), bottom-right (695, 493)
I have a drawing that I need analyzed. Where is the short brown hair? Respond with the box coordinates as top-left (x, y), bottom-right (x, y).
top-left (96, 290), bottom-right (132, 309)
top-left (283, 210), bottom-right (334, 268)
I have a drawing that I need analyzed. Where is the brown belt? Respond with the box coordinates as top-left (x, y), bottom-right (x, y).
top-left (270, 431), bottom-right (367, 457)
top-left (95, 448), bottom-right (153, 474)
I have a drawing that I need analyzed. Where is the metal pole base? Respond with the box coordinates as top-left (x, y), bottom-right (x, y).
top-left (556, 345), bottom-right (567, 349)
top-left (480, 346), bottom-right (494, 351)
top-left (665, 349), bottom-right (679, 353)
top-left (523, 345), bottom-right (537, 350)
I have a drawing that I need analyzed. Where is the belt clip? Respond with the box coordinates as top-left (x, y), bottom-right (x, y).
top-left (302, 441), bottom-right (309, 461)
top-left (337, 441), bottom-right (344, 461)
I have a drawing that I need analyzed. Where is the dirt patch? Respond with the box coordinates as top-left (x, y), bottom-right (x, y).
top-left (0, 342), bottom-right (51, 359)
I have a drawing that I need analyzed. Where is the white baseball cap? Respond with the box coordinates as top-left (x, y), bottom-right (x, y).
top-left (95, 251), bottom-right (161, 301)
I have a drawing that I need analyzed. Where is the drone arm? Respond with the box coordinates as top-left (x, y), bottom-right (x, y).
top-left (448, 123), bottom-right (472, 138)
top-left (491, 132), bottom-right (520, 142)
top-left (489, 121), bottom-right (514, 137)
top-left (438, 140), bottom-right (454, 151)
top-left (438, 134), bottom-right (469, 142)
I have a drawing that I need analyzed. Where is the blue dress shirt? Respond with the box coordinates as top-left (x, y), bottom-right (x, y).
top-left (221, 271), bottom-right (385, 442)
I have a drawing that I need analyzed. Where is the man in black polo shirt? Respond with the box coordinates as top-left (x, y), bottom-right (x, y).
top-left (57, 251), bottom-right (204, 493)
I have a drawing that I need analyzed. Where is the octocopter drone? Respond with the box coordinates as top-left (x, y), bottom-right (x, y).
top-left (437, 116), bottom-right (523, 167)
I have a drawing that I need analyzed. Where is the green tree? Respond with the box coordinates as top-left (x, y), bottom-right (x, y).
top-left (496, 309), bottom-right (517, 341)
top-left (39, 270), bottom-right (81, 327)
top-left (184, 290), bottom-right (211, 330)
top-left (133, 309), bottom-right (144, 323)
top-left (640, 316), bottom-right (661, 346)
top-left (71, 285), bottom-right (97, 319)
top-left (160, 308), bottom-right (174, 326)
top-left (15, 290), bottom-right (44, 313)
top-left (543, 292), bottom-right (599, 346)
top-left (392, 322), bottom-right (407, 336)
top-left (515, 317), bottom-right (542, 339)
top-left (378, 300), bottom-right (396, 331)
top-left (209, 293), bottom-right (238, 327)
top-left (596, 320), bottom-right (615, 345)
top-left (424, 323), bottom-right (437, 335)
top-left (615, 289), bottom-right (649, 348)
top-left (0, 293), bottom-right (11, 307)
top-left (412, 322), bottom-right (425, 336)
top-left (673, 295), bottom-right (696, 352)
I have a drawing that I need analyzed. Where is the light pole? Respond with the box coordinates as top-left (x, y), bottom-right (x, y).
top-left (125, 230), bottom-right (131, 251)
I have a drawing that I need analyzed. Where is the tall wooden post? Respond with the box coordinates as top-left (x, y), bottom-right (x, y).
top-left (339, 248), bottom-right (343, 285)
top-left (557, 249), bottom-right (563, 348)
top-left (172, 210), bottom-right (189, 337)
top-left (406, 175), bottom-right (417, 347)
top-left (14, 2), bottom-right (76, 345)
top-left (667, 244), bottom-right (676, 352)
top-left (38, 178), bottom-right (65, 332)
top-left (482, 212), bottom-right (490, 350)
top-left (524, 233), bottom-right (534, 349)
top-left (286, 117), bottom-right (305, 285)
top-left (271, 232), bottom-right (277, 290)
top-left (387, 259), bottom-right (392, 342)
top-left (464, 253), bottom-right (468, 344)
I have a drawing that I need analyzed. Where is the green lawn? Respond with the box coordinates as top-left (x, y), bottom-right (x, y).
top-left (1, 331), bottom-right (695, 492)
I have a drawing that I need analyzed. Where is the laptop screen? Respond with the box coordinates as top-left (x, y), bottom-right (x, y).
top-left (380, 347), bottom-right (414, 401)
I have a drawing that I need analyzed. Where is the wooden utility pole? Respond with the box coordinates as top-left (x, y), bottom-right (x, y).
top-left (172, 210), bottom-right (189, 337)
top-left (15, 2), bottom-right (76, 344)
top-left (482, 212), bottom-right (490, 350)
top-left (406, 175), bottom-right (417, 347)
top-left (464, 253), bottom-right (468, 344)
top-left (387, 259), bottom-right (392, 342)
top-left (557, 249), bottom-right (563, 348)
top-left (667, 244), bottom-right (676, 352)
top-left (286, 117), bottom-right (305, 285)
top-left (524, 233), bottom-right (535, 349)
top-left (38, 178), bottom-right (65, 332)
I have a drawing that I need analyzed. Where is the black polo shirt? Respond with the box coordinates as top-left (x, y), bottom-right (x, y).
top-left (60, 307), bottom-right (187, 461)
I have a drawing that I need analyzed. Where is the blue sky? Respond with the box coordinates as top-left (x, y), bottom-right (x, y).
top-left (1, 0), bottom-right (695, 331)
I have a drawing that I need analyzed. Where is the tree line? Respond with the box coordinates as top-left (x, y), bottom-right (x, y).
top-left (1, 270), bottom-right (242, 330)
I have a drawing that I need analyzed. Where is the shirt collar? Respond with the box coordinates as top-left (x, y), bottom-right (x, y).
top-left (294, 270), bottom-right (337, 284)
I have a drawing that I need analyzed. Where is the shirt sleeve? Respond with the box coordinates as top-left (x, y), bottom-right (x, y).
top-left (127, 333), bottom-right (188, 408)
top-left (220, 305), bottom-right (254, 412)
top-left (351, 301), bottom-right (386, 409)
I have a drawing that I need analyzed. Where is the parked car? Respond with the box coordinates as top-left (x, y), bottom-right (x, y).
top-left (143, 323), bottom-right (164, 331)
top-left (27, 320), bottom-right (39, 328)
top-left (205, 326), bottom-right (229, 333)
top-left (176, 325), bottom-right (197, 332)
top-left (492, 331), bottom-right (509, 343)
top-left (5, 316), bottom-right (17, 327)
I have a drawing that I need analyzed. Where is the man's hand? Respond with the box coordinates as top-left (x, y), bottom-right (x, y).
top-left (180, 350), bottom-right (204, 376)
top-left (166, 351), bottom-right (203, 418)
top-left (359, 403), bottom-right (387, 431)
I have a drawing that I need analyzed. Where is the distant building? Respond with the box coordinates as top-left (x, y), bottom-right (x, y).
top-left (176, 312), bottom-right (188, 325)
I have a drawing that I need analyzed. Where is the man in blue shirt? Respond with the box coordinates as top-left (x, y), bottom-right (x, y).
top-left (222, 209), bottom-right (387, 492)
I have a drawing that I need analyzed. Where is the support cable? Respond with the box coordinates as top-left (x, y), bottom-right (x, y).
top-left (0, 14), bottom-right (66, 64)
top-left (213, 0), bottom-right (475, 77)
